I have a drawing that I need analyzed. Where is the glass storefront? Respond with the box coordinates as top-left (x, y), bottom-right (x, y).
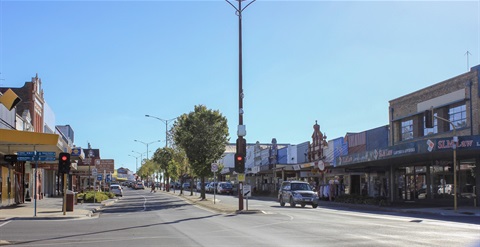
top-left (394, 160), bottom-right (476, 204)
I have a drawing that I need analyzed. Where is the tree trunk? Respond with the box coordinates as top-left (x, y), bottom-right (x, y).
top-left (201, 176), bottom-right (206, 200)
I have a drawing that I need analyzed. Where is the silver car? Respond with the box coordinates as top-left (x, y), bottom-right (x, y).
top-left (278, 181), bottom-right (318, 208)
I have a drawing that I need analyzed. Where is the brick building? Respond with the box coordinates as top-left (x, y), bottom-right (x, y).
top-left (335, 65), bottom-right (480, 206)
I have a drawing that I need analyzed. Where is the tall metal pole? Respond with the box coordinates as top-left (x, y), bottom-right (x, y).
top-left (129, 154), bottom-right (140, 172)
top-left (237, 0), bottom-right (244, 212)
top-left (132, 151), bottom-right (146, 169)
top-left (226, 0), bottom-right (255, 211)
top-left (434, 115), bottom-right (458, 211)
top-left (165, 121), bottom-right (168, 148)
top-left (34, 149), bottom-right (37, 217)
top-left (134, 140), bottom-right (160, 160)
top-left (238, 0), bottom-right (243, 127)
top-left (63, 173), bottom-right (67, 215)
top-left (453, 142), bottom-right (457, 211)
top-left (145, 115), bottom-right (177, 148)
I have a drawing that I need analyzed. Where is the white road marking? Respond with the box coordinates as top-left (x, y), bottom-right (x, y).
top-left (0, 220), bottom-right (11, 228)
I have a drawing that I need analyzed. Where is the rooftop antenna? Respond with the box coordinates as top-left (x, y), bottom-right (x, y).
top-left (0, 73), bottom-right (4, 87)
top-left (465, 51), bottom-right (472, 71)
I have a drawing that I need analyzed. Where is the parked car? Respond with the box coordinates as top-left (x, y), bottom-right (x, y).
top-left (197, 182), bottom-right (209, 191)
top-left (217, 182), bottom-right (233, 195)
top-left (206, 182), bottom-right (218, 193)
top-left (278, 181), bottom-right (318, 208)
top-left (110, 184), bottom-right (123, 197)
top-left (183, 182), bottom-right (192, 190)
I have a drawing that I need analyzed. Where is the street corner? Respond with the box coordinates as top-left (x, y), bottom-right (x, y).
top-left (235, 209), bottom-right (265, 215)
top-left (180, 195), bottom-right (237, 214)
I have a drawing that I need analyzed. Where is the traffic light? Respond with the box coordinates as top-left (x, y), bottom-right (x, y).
top-left (236, 137), bottom-right (246, 156)
top-left (58, 152), bottom-right (71, 174)
top-left (424, 109), bottom-right (433, 128)
top-left (234, 153), bottom-right (245, 173)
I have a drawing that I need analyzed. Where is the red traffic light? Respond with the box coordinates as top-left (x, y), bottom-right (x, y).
top-left (236, 156), bottom-right (243, 161)
top-left (58, 152), bottom-right (71, 173)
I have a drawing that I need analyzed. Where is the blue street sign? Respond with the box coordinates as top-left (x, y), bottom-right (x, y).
top-left (106, 174), bottom-right (111, 183)
top-left (17, 156), bottom-right (34, 161)
top-left (17, 151), bottom-right (35, 156)
top-left (97, 174), bottom-right (103, 181)
top-left (37, 156), bottom-right (56, 161)
top-left (37, 152), bottom-right (56, 156)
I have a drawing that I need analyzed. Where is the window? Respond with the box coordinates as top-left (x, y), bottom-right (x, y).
top-left (401, 119), bottom-right (413, 140)
top-left (424, 113), bottom-right (438, 136)
top-left (449, 105), bottom-right (467, 130)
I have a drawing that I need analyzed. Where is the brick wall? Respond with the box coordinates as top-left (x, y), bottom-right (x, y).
top-left (389, 68), bottom-right (479, 145)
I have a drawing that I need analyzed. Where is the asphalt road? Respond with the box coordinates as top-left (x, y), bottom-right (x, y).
top-left (1, 189), bottom-right (479, 247)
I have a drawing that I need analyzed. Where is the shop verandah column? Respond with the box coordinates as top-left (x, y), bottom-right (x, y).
top-left (475, 157), bottom-right (480, 207)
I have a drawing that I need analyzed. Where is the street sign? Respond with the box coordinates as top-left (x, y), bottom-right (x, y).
top-left (17, 156), bottom-right (34, 161)
top-left (37, 152), bottom-right (55, 156)
top-left (211, 163), bottom-right (218, 172)
top-left (243, 185), bottom-right (251, 197)
top-left (97, 174), bottom-right (103, 181)
top-left (16, 151), bottom-right (56, 162)
top-left (106, 174), bottom-right (111, 183)
top-left (92, 168), bottom-right (98, 176)
top-left (37, 156), bottom-right (56, 161)
top-left (17, 151), bottom-right (35, 156)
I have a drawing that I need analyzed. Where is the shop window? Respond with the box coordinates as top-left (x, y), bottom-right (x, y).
top-left (401, 119), bottom-right (413, 140)
top-left (449, 104), bottom-right (467, 130)
top-left (424, 113), bottom-right (438, 136)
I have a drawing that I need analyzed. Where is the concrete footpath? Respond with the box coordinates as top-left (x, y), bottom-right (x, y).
top-left (165, 190), bottom-right (480, 217)
top-left (0, 197), bottom-right (117, 220)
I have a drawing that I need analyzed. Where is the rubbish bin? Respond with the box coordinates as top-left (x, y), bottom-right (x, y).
top-left (66, 190), bottom-right (75, 212)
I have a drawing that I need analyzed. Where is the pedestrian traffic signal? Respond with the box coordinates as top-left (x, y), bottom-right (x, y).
top-left (234, 153), bottom-right (245, 173)
top-left (58, 152), bottom-right (71, 174)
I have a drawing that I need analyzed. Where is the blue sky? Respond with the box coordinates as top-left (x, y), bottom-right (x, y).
top-left (1, 0), bottom-right (479, 172)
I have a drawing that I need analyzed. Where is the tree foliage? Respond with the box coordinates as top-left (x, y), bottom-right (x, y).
top-left (137, 159), bottom-right (156, 181)
top-left (173, 105), bottom-right (229, 199)
top-left (152, 147), bottom-right (174, 190)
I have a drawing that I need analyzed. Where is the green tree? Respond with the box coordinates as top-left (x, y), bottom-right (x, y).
top-left (172, 148), bottom-right (190, 195)
top-left (153, 147), bottom-right (174, 191)
top-left (173, 105), bottom-right (229, 200)
top-left (137, 160), bottom-right (155, 182)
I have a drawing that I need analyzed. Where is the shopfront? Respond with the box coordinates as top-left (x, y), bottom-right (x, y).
top-left (393, 159), bottom-right (477, 204)
top-left (0, 129), bottom-right (68, 206)
top-left (337, 135), bottom-right (479, 206)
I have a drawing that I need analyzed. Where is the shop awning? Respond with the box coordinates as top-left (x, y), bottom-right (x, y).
top-left (0, 129), bottom-right (68, 155)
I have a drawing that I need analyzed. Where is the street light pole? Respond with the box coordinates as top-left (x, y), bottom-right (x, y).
top-left (226, 0), bottom-right (255, 211)
top-left (434, 115), bottom-right (458, 211)
top-left (128, 154), bottom-right (140, 172)
top-left (87, 143), bottom-right (94, 190)
top-left (132, 151), bottom-right (146, 168)
top-left (134, 139), bottom-right (161, 160)
top-left (145, 115), bottom-right (177, 148)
